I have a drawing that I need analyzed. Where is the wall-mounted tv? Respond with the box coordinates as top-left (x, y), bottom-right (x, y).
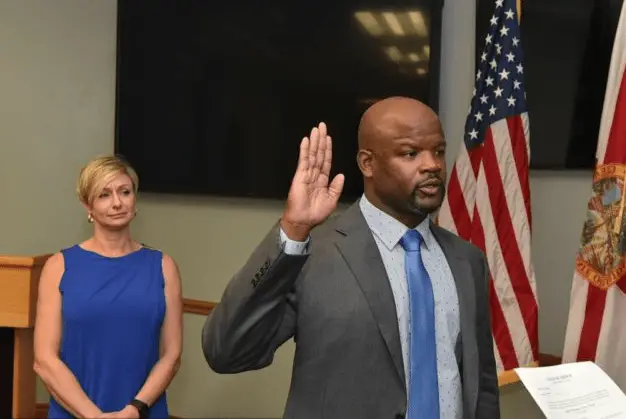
top-left (114, 0), bottom-right (443, 200)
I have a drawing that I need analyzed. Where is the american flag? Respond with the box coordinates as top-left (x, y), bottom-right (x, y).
top-left (436, 0), bottom-right (539, 375)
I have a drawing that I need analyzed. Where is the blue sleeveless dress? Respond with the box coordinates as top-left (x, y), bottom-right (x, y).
top-left (48, 245), bottom-right (169, 418)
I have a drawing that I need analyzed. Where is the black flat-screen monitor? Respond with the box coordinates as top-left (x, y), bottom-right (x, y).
top-left (476, 0), bottom-right (623, 170)
top-left (114, 0), bottom-right (443, 200)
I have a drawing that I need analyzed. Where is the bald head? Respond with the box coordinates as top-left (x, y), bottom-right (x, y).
top-left (358, 97), bottom-right (440, 150)
top-left (355, 96), bottom-right (446, 227)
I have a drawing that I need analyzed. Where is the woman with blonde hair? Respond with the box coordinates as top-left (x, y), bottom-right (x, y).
top-left (34, 155), bottom-right (183, 418)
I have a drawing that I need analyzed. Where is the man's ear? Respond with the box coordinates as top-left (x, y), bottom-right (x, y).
top-left (356, 149), bottom-right (374, 178)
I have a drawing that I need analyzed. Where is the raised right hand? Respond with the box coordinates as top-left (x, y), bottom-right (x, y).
top-left (280, 122), bottom-right (345, 241)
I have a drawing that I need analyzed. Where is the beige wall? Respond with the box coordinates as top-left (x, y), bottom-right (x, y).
top-left (0, 0), bottom-right (587, 417)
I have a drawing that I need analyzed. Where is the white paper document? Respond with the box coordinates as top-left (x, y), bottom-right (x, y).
top-left (515, 361), bottom-right (626, 419)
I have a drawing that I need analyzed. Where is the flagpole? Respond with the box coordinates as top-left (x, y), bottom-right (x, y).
top-left (516, 0), bottom-right (522, 22)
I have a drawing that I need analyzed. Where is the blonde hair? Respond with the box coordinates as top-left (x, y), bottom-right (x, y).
top-left (77, 155), bottom-right (139, 205)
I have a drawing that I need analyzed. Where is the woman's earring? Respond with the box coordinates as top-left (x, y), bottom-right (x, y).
top-left (87, 213), bottom-right (94, 223)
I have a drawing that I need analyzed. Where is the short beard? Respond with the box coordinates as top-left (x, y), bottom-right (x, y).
top-left (408, 183), bottom-right (446, 217)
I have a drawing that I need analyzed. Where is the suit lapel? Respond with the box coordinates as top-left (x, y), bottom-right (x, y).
top-left (333, 204), bottom-right (406, 389)
top-left (329, 204), bottom-right (480, 412)
top-left (431, 225), bottom-right (479, 418)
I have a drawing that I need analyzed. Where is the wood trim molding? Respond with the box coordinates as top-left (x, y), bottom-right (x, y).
top-left (497, 361), bottom-right (538, 387)
top-left (179, 297), bottom-right (567, 381)
top-left (179, 299), bottom-right (562, 366)
top-left (34, 402), bottom-right (46, 419)
top-left (34, 298), bottom-right (565, 410)
top-left (182, 298), bottom-right (215, 315)
top-left (539, 353), bottom-right (562, 366)
top-left (498, 353), bottom-right (563, 387)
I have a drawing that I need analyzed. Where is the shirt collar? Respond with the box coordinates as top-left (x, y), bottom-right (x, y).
top-left (359, 194), bottom-right (435, 251)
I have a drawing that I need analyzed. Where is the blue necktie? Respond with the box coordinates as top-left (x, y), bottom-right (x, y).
top-left (400, 229), bottom-right (440, 419)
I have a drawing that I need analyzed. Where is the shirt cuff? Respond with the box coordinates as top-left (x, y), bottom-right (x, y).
top-left (279, 227), bottom-right (311, 255)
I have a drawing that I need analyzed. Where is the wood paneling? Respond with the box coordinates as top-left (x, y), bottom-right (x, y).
top-left (0, 328), bottom-right (14, 418)
top-left (13, 329), bottom-right (35, 418)
top-left (0, 254), bottom-right (49, 418)
top-left (0, 254), bottom-right (48, 329)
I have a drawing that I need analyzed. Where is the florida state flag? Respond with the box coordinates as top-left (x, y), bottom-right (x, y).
top-left (562, 0), bottom-right (626, 389)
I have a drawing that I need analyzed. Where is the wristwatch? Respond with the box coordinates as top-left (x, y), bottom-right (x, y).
top-left (129, 398), bottom-right (150, 419)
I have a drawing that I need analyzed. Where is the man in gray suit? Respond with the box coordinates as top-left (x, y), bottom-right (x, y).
top-left (202, 97), bottom-right (500, 419)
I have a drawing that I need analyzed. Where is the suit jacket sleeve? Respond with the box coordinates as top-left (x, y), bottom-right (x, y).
top-left (475, 251), bottom-right (501, 419)
top-left (201, 223), bottom-right (310, 374)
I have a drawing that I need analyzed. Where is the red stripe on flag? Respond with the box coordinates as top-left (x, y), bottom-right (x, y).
top-left (506, 117), bottom-right (532, 232)
top-left (469, 204), bottom-right (518, 369)
top-left (469, 145), bottom-right (483, 178)
top-left (602, 70), bottom-right (626, 164)
top-left (490, 278), bottom-right (519, 370)
top-left (445, 166), bottom-right (472, 241)
top-left (577, 286), bottom-right (607, 361)
top-left (482, 128), bottom-right (539, 359)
